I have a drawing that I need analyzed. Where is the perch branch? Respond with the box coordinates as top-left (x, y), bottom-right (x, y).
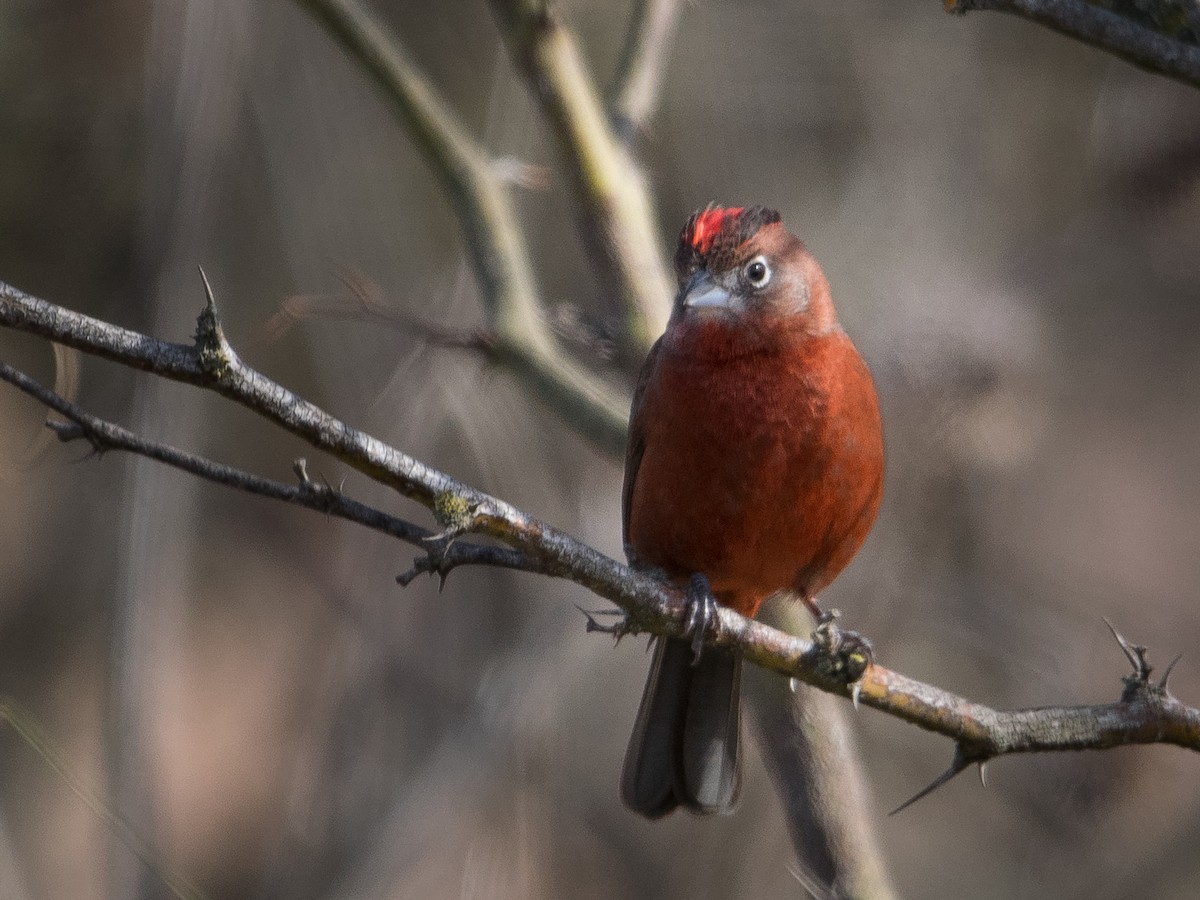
top-left (490, 0), bottom-right (673, 353)
top-left (4, 281), bottom-right (1200, 798)
top-left (295, 0), bottom-right (629, 454)
top-left (607, 0), bottom-right (684, 141)
top-left (946, 0), bottom-right (1200, 89)
top-left (0, 277), bottom-right (664, 608)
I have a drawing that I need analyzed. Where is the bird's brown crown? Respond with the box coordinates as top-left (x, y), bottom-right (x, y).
top-left (676, 205), bottom-right (782, 276)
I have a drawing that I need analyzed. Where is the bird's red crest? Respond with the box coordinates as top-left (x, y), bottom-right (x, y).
top-left (678, 206), bottom-right (782, 274)
top-left (689, 207), bottom-right (744, 255)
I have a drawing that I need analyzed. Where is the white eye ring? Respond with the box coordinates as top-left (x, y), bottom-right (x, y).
top-left (744, 256), bottom-right (771, 288)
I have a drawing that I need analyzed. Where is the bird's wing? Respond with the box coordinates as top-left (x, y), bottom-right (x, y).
top-left (621, 336), bottom-right (663, 559)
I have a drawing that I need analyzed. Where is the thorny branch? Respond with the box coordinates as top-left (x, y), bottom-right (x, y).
top-left (3, 280), bottom-right (1200, 808)
top-left (0, 360), bottom-right (539, 584)
top-left (946, 0), bottom-right (1200, 89)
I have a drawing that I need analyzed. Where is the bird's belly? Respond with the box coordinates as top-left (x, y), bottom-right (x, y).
top-left (634, 445), bottom-right (798, 583)
top-left (626, 335), bottom-right (883, 616)
top-left (630, 403), bottom-right (846, 603)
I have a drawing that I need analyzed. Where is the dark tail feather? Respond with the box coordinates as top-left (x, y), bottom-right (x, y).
top-left (620, 637), bottom-right (742, 818)
top-left (680, 642), bottom-right (741, 811)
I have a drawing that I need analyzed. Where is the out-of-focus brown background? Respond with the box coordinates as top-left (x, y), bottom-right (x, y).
top-left (2, 2), bottom-right (1199, 898)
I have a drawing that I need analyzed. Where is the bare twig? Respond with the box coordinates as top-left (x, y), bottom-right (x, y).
top-left (294, 0), bottom-right (629, 454)
top-left (946, 0), bottom-right (1200, 89)
top-left (490, 0), bottom-right (673, 353)
top-left (607, 0), bottom-right (684, 140)
top-left (4, 282), bottom-right (1200, 782)
top-left (0, 359), bottom-right (543, 585)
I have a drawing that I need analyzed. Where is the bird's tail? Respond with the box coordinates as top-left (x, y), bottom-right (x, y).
top-left (620, 636), bottom-right (742, 817)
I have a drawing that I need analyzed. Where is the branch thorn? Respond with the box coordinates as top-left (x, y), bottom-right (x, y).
top-left (575, 604), bottom-right (632, 643)
top-left (890, 746), bottom-right (977, 816)
top-left (198, 264), bottom-right (217, 309)
top-left (1103, 617), bottom-right (1152, 682)
top-left (194, 265), bottom-right (235, 376)
top-left (1160, 653), bottom-right (1183, 692)
top-left (396, 552), bottom-right (453, 592)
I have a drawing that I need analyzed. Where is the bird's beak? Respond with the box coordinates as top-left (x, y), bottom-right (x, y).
top-left (681, 271), bottom-right (733, 311)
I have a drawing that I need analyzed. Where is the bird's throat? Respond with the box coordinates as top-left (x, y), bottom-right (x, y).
top-left (664, 313), bottom-right (820, 365)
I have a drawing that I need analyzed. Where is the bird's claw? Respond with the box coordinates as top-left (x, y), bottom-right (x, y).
top-left (812, 608), bottom-right (873, 684)
top-left (683, 573), bottom-right (720, 666)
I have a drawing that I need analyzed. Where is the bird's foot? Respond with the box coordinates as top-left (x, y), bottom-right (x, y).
top-left (812, 608), bottom-right (873, 683)
top-left (683, 572), bottom-right (721, 666)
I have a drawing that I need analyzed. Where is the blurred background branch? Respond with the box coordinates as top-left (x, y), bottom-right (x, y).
top-left (946, 0), bottom-right (1200, 88)
top-left (489, 0), bottom-right (673, 354)
top-left (295, 0), bottom-right (630, 454)
top-left (606, 0), bottom-right (684, 142)
top-left (749, 599), bottom-right (900, 900)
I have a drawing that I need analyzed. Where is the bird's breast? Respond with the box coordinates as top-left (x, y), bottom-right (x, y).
top-left (627, 329), bottom-right (883, 611)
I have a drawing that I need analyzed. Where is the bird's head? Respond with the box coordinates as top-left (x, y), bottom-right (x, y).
top-left (670, 206), bottom-right (836, 339)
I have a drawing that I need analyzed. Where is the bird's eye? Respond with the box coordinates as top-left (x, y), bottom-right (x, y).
top-left (744, 257), bottom-right (771, 288)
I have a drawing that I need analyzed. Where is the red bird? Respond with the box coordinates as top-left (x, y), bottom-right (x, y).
top-left (620, 206), bottom-right (884, 817)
